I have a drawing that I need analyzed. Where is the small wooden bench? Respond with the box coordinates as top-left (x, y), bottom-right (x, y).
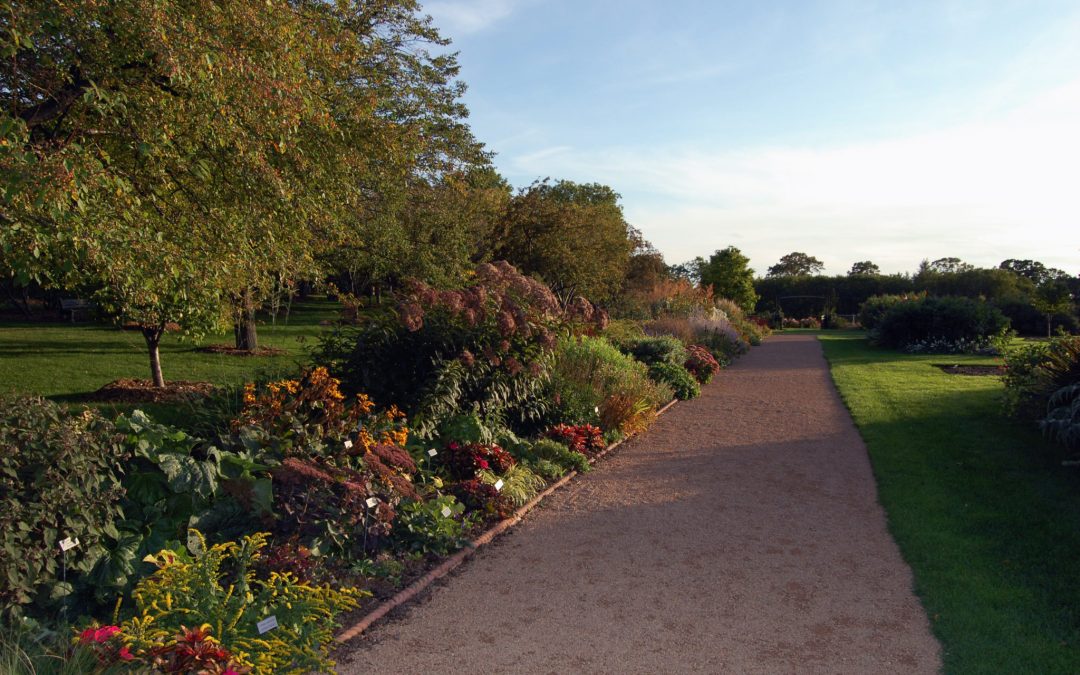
top-left (60, 298), bottom-right (94, 323)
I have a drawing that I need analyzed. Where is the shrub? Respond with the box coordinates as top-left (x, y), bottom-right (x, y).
top-left (648, 362), bottom-right (701, 400)
top-left (858, 292), bottom-right (926, 331)
top-left (872, 296), bottom-right (1009, 352)
top-left (1041, 384), bottom-right (1080, 452)
top-left (313, 261), bottom-right (604, 437)
top-left (623, 335), bottom-right (688, 367)
top-left (1002, 336), bottom-right (1080, 419)
top-left (645, 314), bottom-right (749, 363)
top-left (117, 531), bottom-right (362, 674)
top-left (684, 345), bottom-right (720, 383)
top-left (549, 336), bottom-right (672, 434)
top-left (0, 397), bottom-right (128, 619)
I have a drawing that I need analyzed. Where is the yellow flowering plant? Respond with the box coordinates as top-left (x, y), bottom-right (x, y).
top-left (119, 531), bottom-right (363, 674)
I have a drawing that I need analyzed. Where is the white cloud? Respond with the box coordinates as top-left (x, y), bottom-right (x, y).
top-left (424, 0), bottom-right (521, 35)
top-left (507, 78), bottom-right (1080, 274)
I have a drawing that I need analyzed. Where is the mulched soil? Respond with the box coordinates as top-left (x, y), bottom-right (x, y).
top-left (85, 378), bottom-right (216, 403)
top-left (933, 363), bottom-right (1005, 376)
top-left (196, 344), bottom-right (288, 357)
top-left (336, 335), bottom-right (941, 674)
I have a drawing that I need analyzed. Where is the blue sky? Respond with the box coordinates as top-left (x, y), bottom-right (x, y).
top-left (425, 0), bottom-right (1080, 276)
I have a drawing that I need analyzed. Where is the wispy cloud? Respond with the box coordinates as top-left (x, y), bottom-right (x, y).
top-left (508, 79), bottom-right (1080, 274)
top-left (424, 0), bottom-right (522, 36)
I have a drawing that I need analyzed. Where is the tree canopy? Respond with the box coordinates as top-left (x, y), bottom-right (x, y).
top-left (698, 246), bottom-right (757, 312)
top-left (493, 179), bottom-right (633, 302)
top-left (0, 0), bottom-right (486, 383)
top-left (848, 261), bottom-right (881, 276)
top-left (767, 252), bottom-right (824, 277)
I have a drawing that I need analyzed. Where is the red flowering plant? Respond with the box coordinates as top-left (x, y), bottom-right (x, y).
top-left (544, 423), bottom-right (606, 457)
top-left (684, 345), bottom-right (721, 384)
top-left (313, 261), bottom-right (609, 437)
top-left (441, 441), bottom-right (516, 480)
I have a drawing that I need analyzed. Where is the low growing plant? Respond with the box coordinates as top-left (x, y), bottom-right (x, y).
top-left (648, 362), bottom-right (701, 400)
top-left (684, 345), bottom-right (721, 383)
top-left (390, 496), bottom-right (470, 556)
top-left (116, 531), bottom-right (362, 674)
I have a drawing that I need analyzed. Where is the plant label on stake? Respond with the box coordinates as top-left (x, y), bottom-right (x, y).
top-left (256, 616), bottom-right (278, 634)
top-left (59, 537), bottom-right (79, 552)
top-left (344, 439), bottom-right (353, 450)
top-left (493, 479), bottom-right (504, 492)
top-left (427, 448), bottom-right (438, 457)
top-left (365, 497), bottom-right (378, 509)
top-left (440, 506), bottom-right (452, 518)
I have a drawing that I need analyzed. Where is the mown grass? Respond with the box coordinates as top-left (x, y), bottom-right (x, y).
top-left (0, 299), bottom-right (341, 423)
top-left (820, 333), bottom-right (1080, 674)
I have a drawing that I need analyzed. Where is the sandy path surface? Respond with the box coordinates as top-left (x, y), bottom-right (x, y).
top-left (338, 334), bottom-right (941, 674)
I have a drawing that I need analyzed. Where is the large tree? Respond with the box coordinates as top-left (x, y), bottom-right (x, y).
top-left (999, 259), bottom-right (1070, 287)
top-left (698, 246), bottom-right (757, 312)
top-left (1032, 280), bottom-right (1075, 338)
top-left (767, 252), bottom-right (824, 277)
top-left (494, 179), bottom-right (633, 302)
top-left (848, 261), bottom-right (881, 276)
top-left (0, 0), bottom-right (483, 381)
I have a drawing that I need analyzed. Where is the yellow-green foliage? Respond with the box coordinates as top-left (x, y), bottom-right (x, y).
top-left (121, 531), bottom-right (363, 674)
top-left (477, 465), bottom-right (546, 507)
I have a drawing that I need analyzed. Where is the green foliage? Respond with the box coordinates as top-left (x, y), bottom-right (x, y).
top-left (871, 296), bottom-right (1009, 352)
top-left (623, 335), bottom-right (688, 367)
top-left (525, 438), bottom-right (590, 475)
top-left (858, 293), bottom-right (925, 331)
top-left (647, 362), bottom-right (701, 400)
top-left (1002, 336), bottom-right (1080, 420)
top-left (549, 336), bottom-right (672, 435)
top-left (0, 625), bottom-right (101, 675)
top-left (0, 397), bottom-right (127, 619)
top-left (477, 465), bottom-right (547, 508)
top-left (494, 180), bottom-right (634, 302)
top-left (391, 496), bottom-right (470, 556)
top-left (697, 246), bottom-right (757, 312)
top-left (121, 531), bottom-right (362, 674)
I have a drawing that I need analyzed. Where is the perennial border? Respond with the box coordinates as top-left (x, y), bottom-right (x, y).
top-left (335, 398), bottom-right (680, 643)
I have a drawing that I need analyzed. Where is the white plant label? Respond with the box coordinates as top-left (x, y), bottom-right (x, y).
top-left (493, 479), bottom-right (504, 491)
top-left (440, 506), bottom-right (452, 518)
top-left (59, 537), bottom-right (79, 552)
top-left (427, 448), bottom-right (438, 457)
top-left (594, 406), bottom-right (600, 414)
top-left (365, 497), bottom-right (379, 508)
top-left (344, 439), bottom-right (353, 449)
top-left (256, 616), bottom-right (278, 634)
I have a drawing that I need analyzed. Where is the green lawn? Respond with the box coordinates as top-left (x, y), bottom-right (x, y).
top-left (820, 334), bottom-right (1080, 674)
top-left (0, 299), bottom-right (342, 422)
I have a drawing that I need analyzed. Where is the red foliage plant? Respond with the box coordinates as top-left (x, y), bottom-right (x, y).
top-left (148, 625), bottom-right (249, 674)
top-left (443, 441), bottom-right (515, 479)
top-left (544, 424), bottom-right (606, 457)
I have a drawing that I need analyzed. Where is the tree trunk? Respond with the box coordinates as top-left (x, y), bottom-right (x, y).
top-left (1047, 315), bottom-right (1053, 339)
top-left (234, 287), bottom-right (259, 351)
top-left (142, 327), bottom-right (165, 388)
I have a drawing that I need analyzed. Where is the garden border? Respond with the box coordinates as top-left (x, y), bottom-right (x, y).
top-left (335, 397), bottom-right (680, 643)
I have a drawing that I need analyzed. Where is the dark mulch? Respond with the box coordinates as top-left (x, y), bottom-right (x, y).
top-left (933, 364), bottom-right (1006, 376)
top-left (196, 344), bottom-right (288, 357)
top-left (86, 378), bottom-right (217, 403)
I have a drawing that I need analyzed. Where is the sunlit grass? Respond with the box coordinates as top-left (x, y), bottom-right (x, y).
top-left (820, 334), bottom-right (1080, 674)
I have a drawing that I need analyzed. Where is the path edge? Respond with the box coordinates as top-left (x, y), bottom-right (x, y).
top-left (334, 397), bottom-right (680, 643)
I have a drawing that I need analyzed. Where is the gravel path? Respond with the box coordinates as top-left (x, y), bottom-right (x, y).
top-left (338, 334), bottom-right (941, 674)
